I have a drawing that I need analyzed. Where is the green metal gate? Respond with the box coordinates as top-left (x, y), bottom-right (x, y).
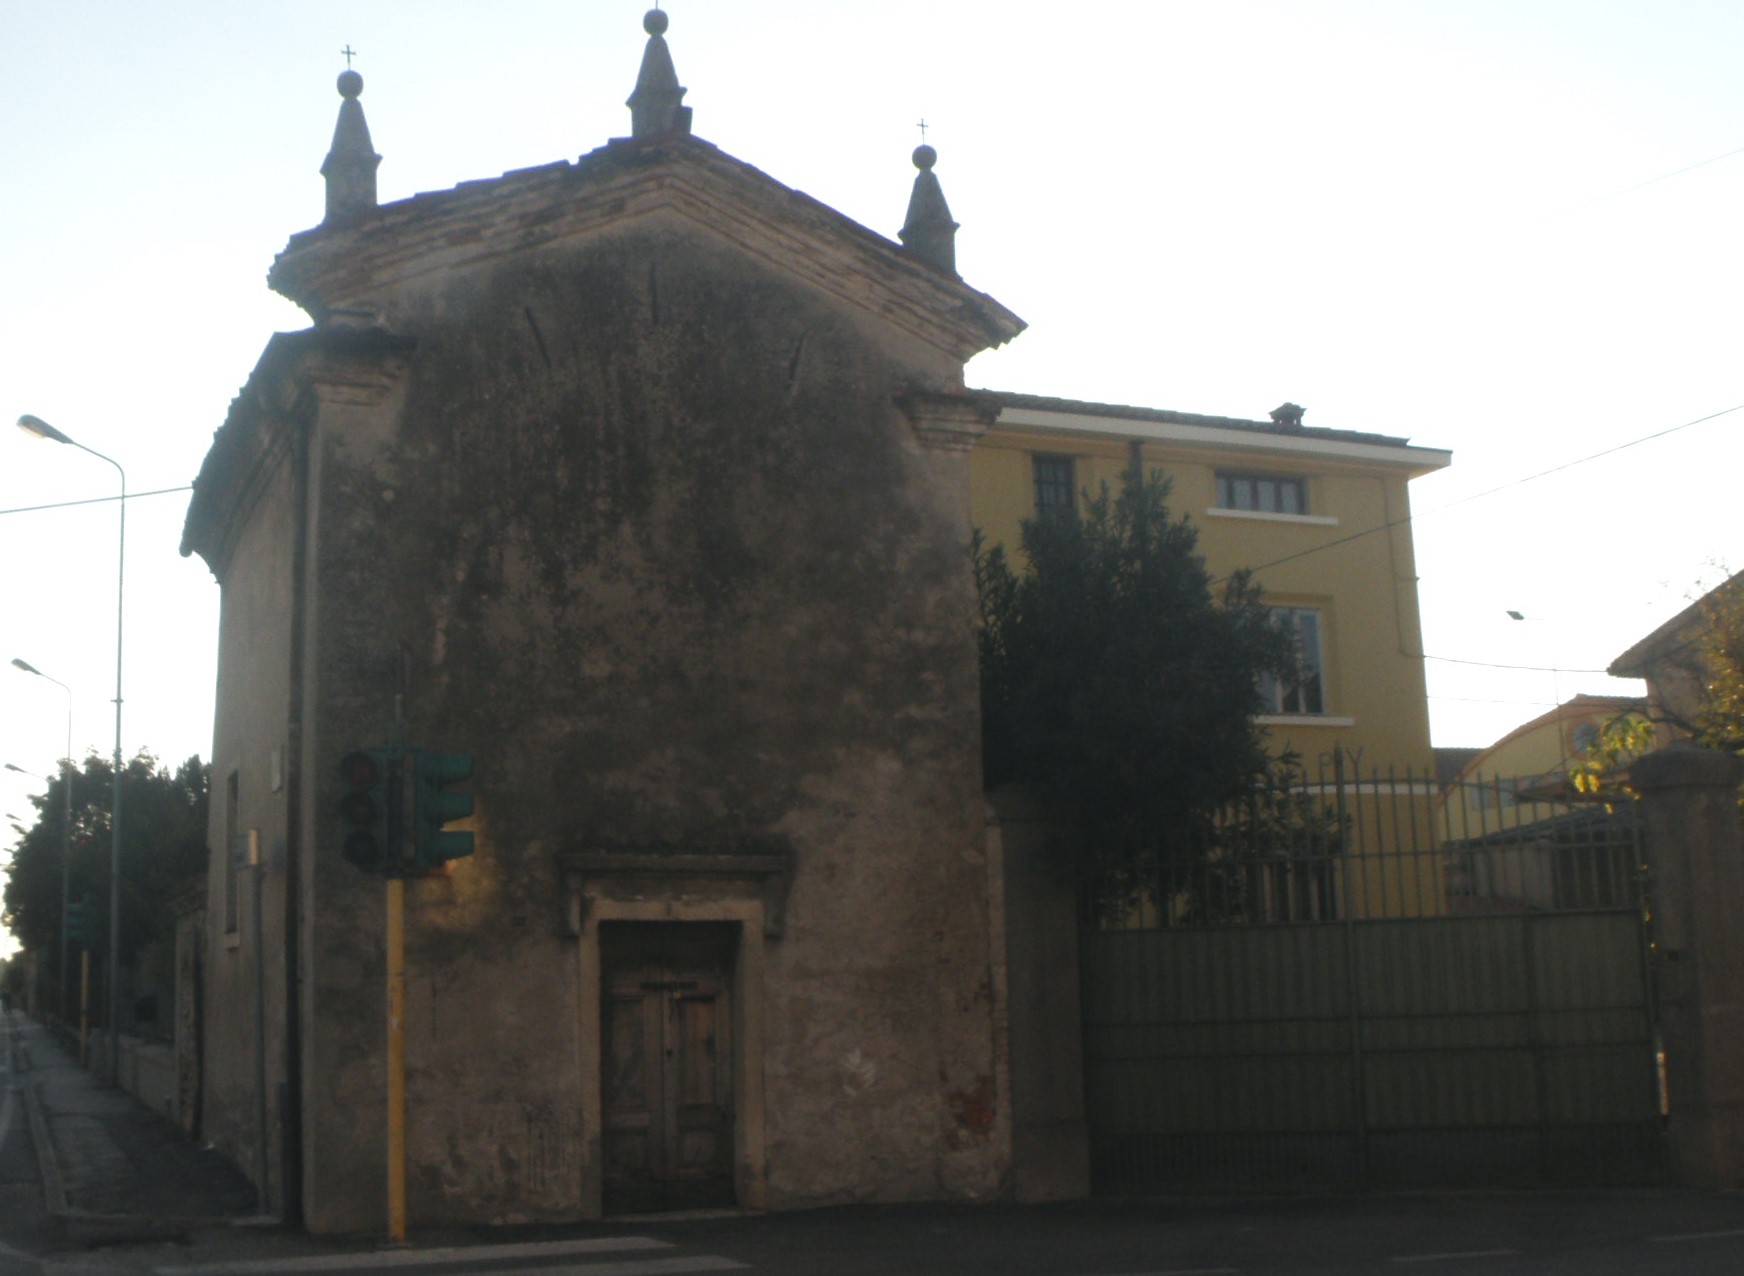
top-left (1081, 761), bottom-right (1665, 1191)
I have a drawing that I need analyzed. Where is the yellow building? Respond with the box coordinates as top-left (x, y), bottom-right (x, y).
top-left (1445, 693), bottom-right (1649, 818)
top-left (1429, 695), bottom-right (1648, 913)
top-left (969, 392), bottom-right (1451, 776)
top-left (969, 393), bottom-right (1452, 921)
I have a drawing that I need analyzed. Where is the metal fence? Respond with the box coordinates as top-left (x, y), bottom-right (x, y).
top-left (1079, 752), bottom-right (1663, 1192)
top-left (1084, 751), bottom-right (1645, 930)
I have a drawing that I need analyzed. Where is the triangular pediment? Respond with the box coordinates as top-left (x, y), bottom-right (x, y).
top-left (270, 134), bottom-right (1024, 363)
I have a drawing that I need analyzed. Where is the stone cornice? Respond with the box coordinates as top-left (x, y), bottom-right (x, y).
top-left (559, 841), bottom-right (797, 939)
top-left (180, 326), bottom-right (416, 577)
top-left (270, 136), bottom-right (1025, 364)
top-left (899, 392), bottom-right (997, 453)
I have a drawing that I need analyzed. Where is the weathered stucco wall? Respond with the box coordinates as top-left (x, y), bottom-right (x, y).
top-left (297, 216), bottom-right (1001, 1230)
top-left (202, 438), bottom-right (297, 1211)
top-left (986, 790), bottom-right (1090, 1201)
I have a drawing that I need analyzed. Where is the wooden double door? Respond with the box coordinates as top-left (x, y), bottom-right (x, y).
top-left (601, 922), bottom-right (737, 1213)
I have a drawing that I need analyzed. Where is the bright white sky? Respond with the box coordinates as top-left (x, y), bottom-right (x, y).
top-left (4, 1), bottom-right (1741, 957)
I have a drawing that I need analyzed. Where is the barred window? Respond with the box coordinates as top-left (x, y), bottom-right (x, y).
top-left (1032, 454), bottom-right (1076, 520)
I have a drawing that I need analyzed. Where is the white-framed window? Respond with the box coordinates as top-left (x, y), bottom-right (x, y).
top-left (1466, 775), bottom-right (1538, 811)
top-left (1260, 606), bottom-right (1325, 715)
top-left (1217, 471), bottom-right (1307, 516)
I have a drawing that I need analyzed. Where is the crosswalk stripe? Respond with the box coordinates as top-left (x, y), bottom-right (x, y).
top-left (153, 1235), bottom-right (674, 1273)
top-left (1390, 1251), bottom-right (1520, 1264)
top-left (1651, 1228), bottom-right (1744, 1243)
top-left (1082, 1269), bottom-right (1241, 1275)
top-left (483, 1259), bottom-right (746, 1276)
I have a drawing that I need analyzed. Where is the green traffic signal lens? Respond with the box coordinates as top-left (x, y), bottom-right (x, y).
top-left (343, 829), bottom-right (381, 868)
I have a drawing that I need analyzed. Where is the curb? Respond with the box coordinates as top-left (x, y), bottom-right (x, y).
top-left (13, 1016), bottom-right (275, 1248)
top-left (20, 1078), bottom-right (68, 1216)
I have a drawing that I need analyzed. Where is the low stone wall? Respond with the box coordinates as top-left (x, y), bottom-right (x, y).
top-left (112, 1033), bottom-right (180, 1125)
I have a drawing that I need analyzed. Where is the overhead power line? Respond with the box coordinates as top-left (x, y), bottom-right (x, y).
top-left (0, 486), bottom-right (192, 517)
top-left (1418, 654), bottom-right (1612, 675)
top-left (1584, 142), bottom-right (1744, 206)
top-left (1218, 401), bottom-right (1743, 582)
top-left (1429, 693), bottom-right (1560, 708)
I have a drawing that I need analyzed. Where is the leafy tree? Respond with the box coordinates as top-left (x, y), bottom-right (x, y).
top-left (976, 461), bottom-right (1294, 891)
top-left (1111, 748), bottom-right (1352, 927)
top-left (1570, 712), bottom-right (1657, 802)
top-left (1689, 575), bottom-right (1744, 754)
top-left (1, 752), bottom-right (208, 1001)
top-left (1576, 574), bottom-right (1744, 799)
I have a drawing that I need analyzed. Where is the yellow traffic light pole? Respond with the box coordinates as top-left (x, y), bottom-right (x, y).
top-left (386, 874), bottom-right (407, 1243)
top-left (339, 728), bottom-right (471, 1243)
top-left (79, 949), bottom-right (89, 1066)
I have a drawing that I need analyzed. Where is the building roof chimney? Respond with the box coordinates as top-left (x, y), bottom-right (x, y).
top-left (1270, 402), bottom-right (1306, 429)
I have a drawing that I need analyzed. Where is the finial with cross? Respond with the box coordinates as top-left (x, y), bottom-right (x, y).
top-left (916, 118), bottom-right (929, 143)
top-left (341, 44), bottom-right (358, 68)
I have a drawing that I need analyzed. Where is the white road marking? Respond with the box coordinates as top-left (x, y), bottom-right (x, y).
top-left (1651, 1228), bottom-right (1744, 1243)
top-left (154, 1235), bottom-right (672, 1273)
top-left (1083, 1268), bottom-right (1242, 1275)
top-left (0, 1237), bottom-right (36, 1264)
top-left (487, 1260), bottom-right (745, 1276)
top-left (1390, 1251), bottom-right (1520, 1264)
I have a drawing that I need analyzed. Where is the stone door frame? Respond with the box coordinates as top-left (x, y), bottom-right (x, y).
top-left (572, 885), bottom-right (772, 1218)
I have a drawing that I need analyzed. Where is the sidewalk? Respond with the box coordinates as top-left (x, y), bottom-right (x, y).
top-left (3, 1009), bottom-right (260, 1245)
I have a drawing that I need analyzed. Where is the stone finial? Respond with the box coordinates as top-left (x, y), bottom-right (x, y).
top-left (899, 144), bottom-right (959, 276)
top-left (627, 8), bottom-right (692, 138)
top-left (321, 69), bottom-right (381, 228)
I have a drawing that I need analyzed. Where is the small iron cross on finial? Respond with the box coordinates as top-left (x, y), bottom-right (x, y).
top-left (341, 44), bottom-right (358, 67)
top-left (916, 118), bottom-right (929, 143)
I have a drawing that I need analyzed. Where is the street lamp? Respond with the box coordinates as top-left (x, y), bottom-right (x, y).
top-left (1506, 609), bottom-right (1562, 707)
top-left (16, 414), bottom-right (126, 1081)
top-left (10, 658), bottom-right (76, 1024)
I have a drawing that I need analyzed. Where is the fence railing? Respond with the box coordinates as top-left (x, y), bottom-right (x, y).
top-left (1087, 749), bottom-right (1645, 930)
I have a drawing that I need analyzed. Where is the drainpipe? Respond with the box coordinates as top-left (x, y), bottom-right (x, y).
top-left (278, 392), bottom-right (314, 1225)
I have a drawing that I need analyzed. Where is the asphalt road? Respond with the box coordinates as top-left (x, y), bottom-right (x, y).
top-left (9, 1190), bottom-right (1727, 1276)
top-left (5, 998), bottom-right (1743, 1276)
top-left (0, 1018), bottom-right (60, 1275)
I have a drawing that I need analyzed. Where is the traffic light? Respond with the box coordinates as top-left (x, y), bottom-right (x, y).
top-left (412, 751), bottom-right (474, 870)
top-left (65, 899), bottom-right (88, 947)
top-left (338, 748), bottom-right (404, 875)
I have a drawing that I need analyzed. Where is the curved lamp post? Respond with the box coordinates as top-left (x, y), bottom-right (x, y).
top-left (10, 659), bottom-right (76, 1022)
top-left (1506, 608), bottom-right (1563, 707)
top-left (16, 414), bottom-right (126, 1081)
